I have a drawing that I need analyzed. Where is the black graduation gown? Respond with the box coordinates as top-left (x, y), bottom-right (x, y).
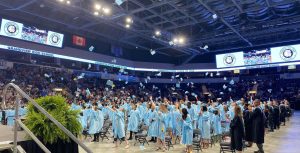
top-left (251, 107), bottom-right (266, 144)
top-left (273, 106), bottom-right (280, 127)
top-left (279, 104), bottom-right (286, 123)
top-left (243, 110), bottom-right (253, 142)
top-left (230, 116), bottom-right (245, 151)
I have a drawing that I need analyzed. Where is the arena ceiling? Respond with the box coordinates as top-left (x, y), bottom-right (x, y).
top-left (1, 0), bottom-right (300, 64)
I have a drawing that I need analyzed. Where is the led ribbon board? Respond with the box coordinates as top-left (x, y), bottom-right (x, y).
top-left (1, 43), bottom-right (300, 73)
top-left (0, 18), bottom-right (64, 48)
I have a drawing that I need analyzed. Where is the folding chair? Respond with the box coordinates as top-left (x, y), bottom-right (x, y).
top-left (99, 126), bottom-right (110, 141)
top-left (134, 125), bottom-right (149, 146)
top-left (193, 129), bottom-right (202, 152)
top-left (165, 128), bottom-right (174, 150)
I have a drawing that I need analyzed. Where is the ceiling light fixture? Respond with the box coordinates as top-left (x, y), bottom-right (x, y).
top-left (66, 0), bottom-right (70, 4)
top-left (95, 4), bottom-right (102, 10)
top-left (155, 30), bottom-right (161, 36)
top-left (103, 7), bottom-right (111, 15)
top-left (125, 24), bottom-right (130, 28)
top-left (212, 14), bottom-right (218, 19)
top-left (94, 11), bottom-right (99, 16)
top-left (126, 17), bottom-right (133, 23)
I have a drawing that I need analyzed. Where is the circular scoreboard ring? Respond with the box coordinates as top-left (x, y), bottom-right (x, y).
top-left (4, 22), bottom-right (19, 36)
top-left (280, 46), bottom-right (297, 61)
top-left (223, 54), bottom-right (236, 66)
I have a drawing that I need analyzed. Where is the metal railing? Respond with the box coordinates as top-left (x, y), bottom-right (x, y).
top-left (1, 83), bottom-right (93, 153)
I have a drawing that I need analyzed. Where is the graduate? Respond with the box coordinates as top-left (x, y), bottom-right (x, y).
top-left (109, 105), bottom-right (129, 149)
top-left (201, 105), bottom-right (211, 148)
top-left (88, 103), bottom-right (104, 142)
top-left (186, 102), bottom-right (196, 129)
top-left (148, 102), bottom-right (159, 142)
top-left (127, 104), bottom-right (140, 140)
top-left (171, 102), bottom-right (182, 141)
top-left (181, 108), bottom-right (193, 153)
top-left (156, 104), bottom-right (168, 152)
top-left (6, 108), bottom-right (15, 126)
top-left (212, 109), bottom-right (222, 136)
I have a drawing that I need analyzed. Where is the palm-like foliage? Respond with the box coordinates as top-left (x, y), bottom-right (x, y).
top-left (25, 95), bottom-right (82, 144)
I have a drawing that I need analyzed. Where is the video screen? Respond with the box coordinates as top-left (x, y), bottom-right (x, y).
top-left (21, 25), bottom-right (48, 44)
top-left (243, 49), bottom-right (271, 65)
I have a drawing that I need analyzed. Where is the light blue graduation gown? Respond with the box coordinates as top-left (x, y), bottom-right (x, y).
top-left (187, 107), bottom-right (196, 129)
top-left (171, 109), bottom-right (182, 136)
top-left (112, 110), bottom-right (126, 139)
top-left (127, 109), bottom-right (140, 132)
top-left (143, 109), bottom-right (150, 126)
top-left (6, 110), bottom-right (15, 126)
top-left (212, 114), bottom-right (222, 135)
top-left (157, 112), bottom-right (167, 140)
top-left (201, 111), bottom-right (211, 139)
top-left (148, 110), bottom-right (159, 137)
top-left (71, 103), bottom-right (81, 111)
top-left (88, 110), bottom-right (104, 135)
top-left (181, 115), bottom-right (193, 145)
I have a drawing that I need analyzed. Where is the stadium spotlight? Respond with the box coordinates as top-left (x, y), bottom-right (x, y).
top-left (58, 0), bottom-right (64, 2)
top-left (66, 0), bottom-right (70, 4)
top-left (155, 30), bottom-right (161, 36)
top-left (178, 37), bottom-right (185, 44)
top-left (94, 11), bottom-right (99, 16)
top-left (126, 17), bottom-right (133, 23)
top-left (103, 7), bottom-right (111, 15)
top-left (125, 24), bottom-right (130, 28)
top-left (95, 4), bottom-right (102, 10)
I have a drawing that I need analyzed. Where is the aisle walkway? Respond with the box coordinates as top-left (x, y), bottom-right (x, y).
top-left (80, 112), bottom-right (300, 153)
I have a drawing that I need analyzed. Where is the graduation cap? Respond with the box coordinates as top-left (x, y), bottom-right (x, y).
top-left (125, 81), bottom-right (128, 84)
top-left (171, 87), bottom-right (175, 91)
top-left (176, 83), bottom-right (180, 88)
top-left (44, 73), bottom-right (50, 78)
top-left (106, 80), bottom-right (114, 86)
top-left (147, 76), bottom-right (151, 80)
top-left (205, 72), bottom-right (209, 76)
top-left (140, 82), bottom-right (143, 87)
top-left (171, 76), bottom-right (175, 79)
top-left (11, 79), bottom-right (15, 82)
top-left (175, 74), bottom-right (180, 78)
top-left (267, 89), bottom-right (272, 93)
top-left (180, 78), bottom-right (183, 82)
top-left (185, 91), bottom-right (189, 94)
top-left (216, 72), bottom-right (220, 76)
top-left (229, 79), bottom-right (235, 85)
top-left (123, 71), bottom-right (128, 75)
top-left (50, 78), bottom-right (54, 83)
top-left (224, 77), bottom-right (227, 81)
top-left (88, 64), bottom-right (91, 69)
top-left (118, 78), bottom-right (122, 81)
top-left (191, 93), bottom-right (197, 97)
top-left (210, 73), bottom-right (214, 77)
top-left (223, 84), bottom-right (227, 89)
top-left (77, 73), bottom-right (85, 80)
top-left (105, 87), bottom-right (109, 91)
top-left (155, 72), bottom-right (162, 77)
top-left (111, 59), bottom-right (117, 63)
top-left (228, 88), bottom-right (232, 92)
top-left (61, 77), bottom-right (64, 81)
top-left (119, 68), bottom-right (124, 73)
top-left (144, 79), bottom-right (148, 84)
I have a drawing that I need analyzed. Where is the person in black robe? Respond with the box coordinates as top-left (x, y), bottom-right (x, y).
top-left (230, 105), bottom-right (245, 153)
top-left (251, 99), bottom-right (266, 153)
top-left (267, 102), bottom-right (274, 132)
top-left (243, 103), bottom-right (253, 147)
top-left (279, 101), bottom-right (286, 126)
top-left (273, 101), bottom-right (280, 130)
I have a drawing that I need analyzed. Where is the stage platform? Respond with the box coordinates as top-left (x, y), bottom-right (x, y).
top-left (80, 112), bottom-right (300, 153)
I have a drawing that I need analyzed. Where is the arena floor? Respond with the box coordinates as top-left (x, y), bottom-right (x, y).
top-left (1, 113), bottom-right (299, 153)
top-left (80, 112), bottom-right (300, 153)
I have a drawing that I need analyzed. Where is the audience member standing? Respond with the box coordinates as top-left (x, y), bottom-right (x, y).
top-left (273, 101), bottom-right (280, 130)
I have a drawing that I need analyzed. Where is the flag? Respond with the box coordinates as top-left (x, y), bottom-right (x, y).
top-left (72, 35), bottom-right (86, 47)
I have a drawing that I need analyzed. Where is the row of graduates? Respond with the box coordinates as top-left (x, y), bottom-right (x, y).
top-left (1, 106), bottom-right (27, 126)
top-left (73, 98), bottom-right (244, 151)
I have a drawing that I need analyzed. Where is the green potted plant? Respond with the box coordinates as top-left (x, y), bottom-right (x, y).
top-left (23, 95), bottom-right (82, 153)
